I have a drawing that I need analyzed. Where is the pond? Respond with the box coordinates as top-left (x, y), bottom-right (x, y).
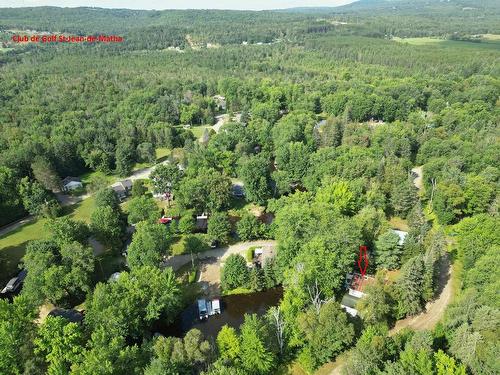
top-left (156, 287), bottom-right (283, 338)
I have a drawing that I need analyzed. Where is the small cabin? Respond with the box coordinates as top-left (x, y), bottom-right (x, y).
top-left (111, 180), bottom-right (133, 201)
top-left (232, 184), bottom-right (245, 198)
top-left (196, 213), bottom-right (209, 231)
top-left (341, 273), bottom-right (376, 317)
top-left (392, 229), bottom-right (408, 246)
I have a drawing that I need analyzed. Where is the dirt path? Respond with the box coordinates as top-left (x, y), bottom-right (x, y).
top-left (326, 254), bottom-right (454, 375)
top-left (198, 258), bottom-right (221, 297)
top-left (212, 114), bottom-right (229, 133)
top-left (390, 254), bottom-right (452, 335)
top-left (0, 216), bottom-right (34, 237)
top-left (162, 240), bottom-right (277, 271)
top-left (1, 161), bottom-right (170, 239)
top-left (411, 166), bottom-right (423, 192)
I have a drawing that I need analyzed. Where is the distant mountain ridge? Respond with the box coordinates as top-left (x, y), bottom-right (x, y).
top-left (278, 0), bottom-right (500, 14)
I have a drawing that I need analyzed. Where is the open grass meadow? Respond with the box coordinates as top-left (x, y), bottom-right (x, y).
top-left (0, 197), bottom-right (96, 285)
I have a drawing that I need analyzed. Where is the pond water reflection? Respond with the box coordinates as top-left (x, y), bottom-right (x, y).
top-left (157, 287), bottom-right (283, 338)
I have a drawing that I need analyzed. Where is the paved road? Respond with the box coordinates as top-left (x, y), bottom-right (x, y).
top-left (162, 240), bottom-right (277, 271)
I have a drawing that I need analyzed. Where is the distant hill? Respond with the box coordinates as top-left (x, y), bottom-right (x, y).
top-left (279, 0), bottom-right (500, 14)
top-left (277, 0), bottom-right (500, 37)
top-left (332, 0), bottom-right (500, 14)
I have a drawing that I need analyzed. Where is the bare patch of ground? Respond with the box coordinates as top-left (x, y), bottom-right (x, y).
top-left (390, 254), bottom-right (452, 335)
top-left (198, 257), bottom-right (221, 297)
top-left (412, 166), bottom-right (423, 192)
top-left (325, 254), bottom-right (454, 375)
top-left (37, 302), bottom-right (55, 324)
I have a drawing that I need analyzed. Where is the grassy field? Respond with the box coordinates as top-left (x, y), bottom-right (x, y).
top-left (480, 34), bottom-right (500, 41)
top-left (0, 197), bottom-right (96, 285)
top-left (156, 147), bottom-right (171, 161)
top-left (393, 36), bottom-right (500, 51)
top-left (79, 170), bottom-right (115, 185)
top-left (131, 147), bottom-right (171, 171)
top-left (222, 287), bottom-right (254, 296)
top-left (0, 218), bottom-right (49, 285)
top-left (171, 234), bottom-right (211, 255)
top-left (389, 216), bottom-right (409, 231)
top-left (275, 362), bottom-right (308, 375)
top-left (175, 125), bottom-right (213, 140)
top-left (393, 37), bottom-right (445, 45)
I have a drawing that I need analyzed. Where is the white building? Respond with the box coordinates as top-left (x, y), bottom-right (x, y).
top-left (61, 177), bottom-right (83, 192)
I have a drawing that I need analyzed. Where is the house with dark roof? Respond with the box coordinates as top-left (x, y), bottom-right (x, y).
top-left (232, 184), bottom-right (245, 198)
top-left (196, 213), bottom-right (208, 231)
top-left (48, 308), bottom-right (84, 324)
top-left (111, 184), bottom-right (126, 200)
top-left (111, 179), bottom-right (133, 201)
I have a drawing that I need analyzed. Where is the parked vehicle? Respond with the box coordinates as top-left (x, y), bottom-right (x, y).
top-left (1, 269), bottom-right (27, 294)
top-left (197, 298), bottom-right (221, 321)
top-left (198, 299), bottom-right (209, 320)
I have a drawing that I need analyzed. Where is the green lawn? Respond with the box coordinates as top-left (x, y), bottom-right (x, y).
top-left (222, 287), bottom-right (254, 296)
top-left (131, 147), bottom-right (171, 171)
top-left (68, 196), bottom-right (96, 223)
top-left (175, 125), bottom-right (212, 140)
top-left (0, 197), bottom-right (97, 285)
top-left (393, 37), bottom-right (445, 45)
top-left (393, 36), bottom-right (500, 51)
top-left (156, 147), bottom-right (171, 161)
top-left (191, 126), bottom-right (212, 139)
top-left (0, 218), bottom-right (49, 285)
top-left (275, 361), bottom-right (308, 375)
top-left (170, 234), bottom-right (211, 256)
top-left (388, 216), bottom-right (409, 232)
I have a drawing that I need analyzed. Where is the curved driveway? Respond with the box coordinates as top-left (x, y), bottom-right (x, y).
top-left (162, 240), bottom-right (277, 271)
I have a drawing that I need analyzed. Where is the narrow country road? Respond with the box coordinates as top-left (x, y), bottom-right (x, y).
top-left (411, 166), bottom-right (423, 192)
top-left (389, 254), bottom-right (452, 335)
top-left (162, 240), bottom-right (277, 271)
top-left (0, 161), bottom-right (169, 238)
top-left (0, 216), bottom-right (35, 237)
top-left (327, 254), bottom-right (454, 375)
top-left (212, 114), bottom-right (229, 133)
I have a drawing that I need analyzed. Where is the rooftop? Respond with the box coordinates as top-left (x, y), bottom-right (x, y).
top-left (61, 176), bottom-right (81, 185)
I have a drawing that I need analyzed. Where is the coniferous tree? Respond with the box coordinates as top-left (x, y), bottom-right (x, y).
top-left (395, 255), bottom-right (425, 318)
top-left (375, 230), bottom-right (402, 270)
top-left (390, 178), bottom-right (417, 218)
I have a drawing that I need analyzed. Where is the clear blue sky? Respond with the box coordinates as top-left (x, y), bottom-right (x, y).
top-left (0, 0), bottom-right (355, 10)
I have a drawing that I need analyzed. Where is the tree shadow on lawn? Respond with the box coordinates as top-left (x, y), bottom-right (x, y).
top-left (0, 241), bottom-right (29, 286)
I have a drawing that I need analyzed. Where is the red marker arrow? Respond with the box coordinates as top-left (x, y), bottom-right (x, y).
top-left (358, 245), bottom-right (368, 277)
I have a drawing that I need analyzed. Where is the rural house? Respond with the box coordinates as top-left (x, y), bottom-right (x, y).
top-left (61, 177), bottom-right (83, 192)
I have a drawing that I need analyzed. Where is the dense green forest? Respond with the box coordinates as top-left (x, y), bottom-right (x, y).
top-left (0, 1), bottom-right (498, 375)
